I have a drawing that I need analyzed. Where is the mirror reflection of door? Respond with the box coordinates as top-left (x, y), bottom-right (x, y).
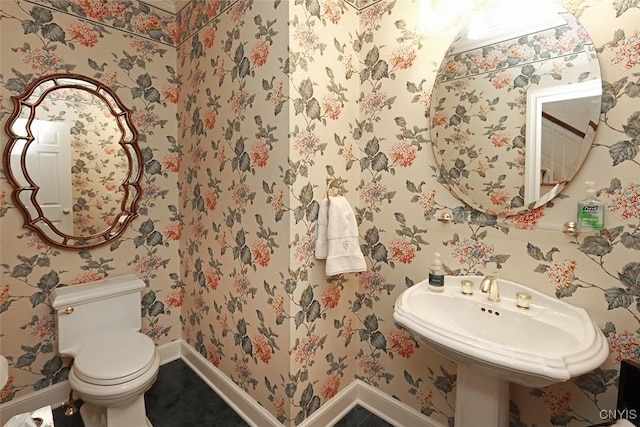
top-left (20, 118), bottom-right (73, 235)
top-left (35, 87), bottom-right (129, 237)
top-left (540, 96), bottom-right (598, 190)
top-left (524, 80), bottom-right (602, 204)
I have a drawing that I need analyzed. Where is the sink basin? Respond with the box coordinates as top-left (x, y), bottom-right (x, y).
top-left (394, 276), bottom-right (609, 426)
top-left (394, 275), bottom-right (608, 387)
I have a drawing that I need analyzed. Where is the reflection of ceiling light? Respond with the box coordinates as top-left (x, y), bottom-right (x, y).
top-left (466, 11), bottom-right (488, 40)
top-left (419, 0), bottom-right (474, 34)
top-left (454, 0), bottom-right (567, 52)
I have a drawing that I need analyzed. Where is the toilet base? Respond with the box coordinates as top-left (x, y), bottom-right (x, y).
top-left (79, 395), bottom-right (152, 427)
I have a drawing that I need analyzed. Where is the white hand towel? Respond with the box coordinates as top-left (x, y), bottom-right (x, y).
top-left (315, 198), bottom-right (329, 259)
top-left (325, 196), bottom-right (367, 276)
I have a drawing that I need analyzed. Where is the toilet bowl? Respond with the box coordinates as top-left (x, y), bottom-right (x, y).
top-left (50, 275), bottom-right (159, 427)
top-left (70, 331), bottom-right (160, 427)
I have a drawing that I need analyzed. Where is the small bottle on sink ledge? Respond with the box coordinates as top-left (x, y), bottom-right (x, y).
top-left (428, 252), bottom-right (445, 292)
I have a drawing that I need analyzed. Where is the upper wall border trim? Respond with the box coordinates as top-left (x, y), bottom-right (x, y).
top-left (23, 0), bottom-right (175, 48)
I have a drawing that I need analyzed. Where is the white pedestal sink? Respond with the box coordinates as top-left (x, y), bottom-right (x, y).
top-left (393, 276), bottom-right (609, 427)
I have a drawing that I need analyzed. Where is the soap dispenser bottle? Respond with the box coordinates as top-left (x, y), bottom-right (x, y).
top-left (428, 252), bottom-right (445, 292)
top-left (577, 181), bottom-right (604, 232)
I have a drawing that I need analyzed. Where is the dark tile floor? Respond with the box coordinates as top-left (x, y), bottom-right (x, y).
top-left (52, 359), bottom-right (394, 427)
top-left (334, 404), bottom-right (395, 427)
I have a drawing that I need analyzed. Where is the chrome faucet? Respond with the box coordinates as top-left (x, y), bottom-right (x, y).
top-left (480, 275), bottom-right (500, 302)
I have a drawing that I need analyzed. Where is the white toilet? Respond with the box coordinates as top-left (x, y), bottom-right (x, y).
top-left (50, 274), bottom-right (160, 427)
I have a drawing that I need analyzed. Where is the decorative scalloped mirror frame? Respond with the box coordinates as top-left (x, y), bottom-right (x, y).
top-left (3, 73), bottom-right (143, 249)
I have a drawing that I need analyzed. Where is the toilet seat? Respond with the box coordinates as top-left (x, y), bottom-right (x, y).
top-left (73, 330), bottom-right (156, 386)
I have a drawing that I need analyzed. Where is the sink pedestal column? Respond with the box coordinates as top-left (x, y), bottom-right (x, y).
top-left (454, 365), bottom-right (509, 427)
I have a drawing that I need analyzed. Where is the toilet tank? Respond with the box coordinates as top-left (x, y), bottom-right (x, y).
top-left (49, 274), bottom-right (146, 356)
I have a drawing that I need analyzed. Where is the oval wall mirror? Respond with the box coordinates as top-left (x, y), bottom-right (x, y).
top-left (3, 73), bottom-right (143, 249)
top-left (430, 0), bottom-right (602, 216)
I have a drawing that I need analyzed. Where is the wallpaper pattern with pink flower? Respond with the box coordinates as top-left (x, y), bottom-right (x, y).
top-left (1, 1), bottom-right (639, 426)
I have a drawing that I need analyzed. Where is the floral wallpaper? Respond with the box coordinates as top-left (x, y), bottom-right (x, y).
top-left (176, 0), bottom-right (295, 421)
top-left (431, 11), bottom-right (599, 216)
top-left (1, 0), bottom-right (180, 405)
top-left (1, 1), bottom-right (640, 427)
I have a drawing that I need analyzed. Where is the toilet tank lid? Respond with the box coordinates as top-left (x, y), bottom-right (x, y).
top-left (50, 274), bottom-right (146, 309)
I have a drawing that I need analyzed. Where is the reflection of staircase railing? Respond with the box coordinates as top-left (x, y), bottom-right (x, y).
top-left (540, 179), bottom-right (569, 186)
top-left (542, 111), bottom-right (585, 138)
top-left (540, 113), bottom-right (597, 185)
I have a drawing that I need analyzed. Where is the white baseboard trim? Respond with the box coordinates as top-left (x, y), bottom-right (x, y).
top-left (0, 339), bottom-right (181, 424)
top-left (1, 339), bottom-right (445, 427)
top-left (298, 379), bottom-right (445, 427)
top-left (298, 380), bottom-right (360, 427)
top-left (179, 340), bottom-right (443, 427)
top-left (179, 341), bottom-right (281, 427)
top-left (355, 381), bottom-right (446, 427)
top-left (157, 338), bottom-right (182, 364)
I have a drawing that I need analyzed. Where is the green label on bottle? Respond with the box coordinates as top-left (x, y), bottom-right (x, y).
top-left (578, 204), bottom-right (603, 230)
